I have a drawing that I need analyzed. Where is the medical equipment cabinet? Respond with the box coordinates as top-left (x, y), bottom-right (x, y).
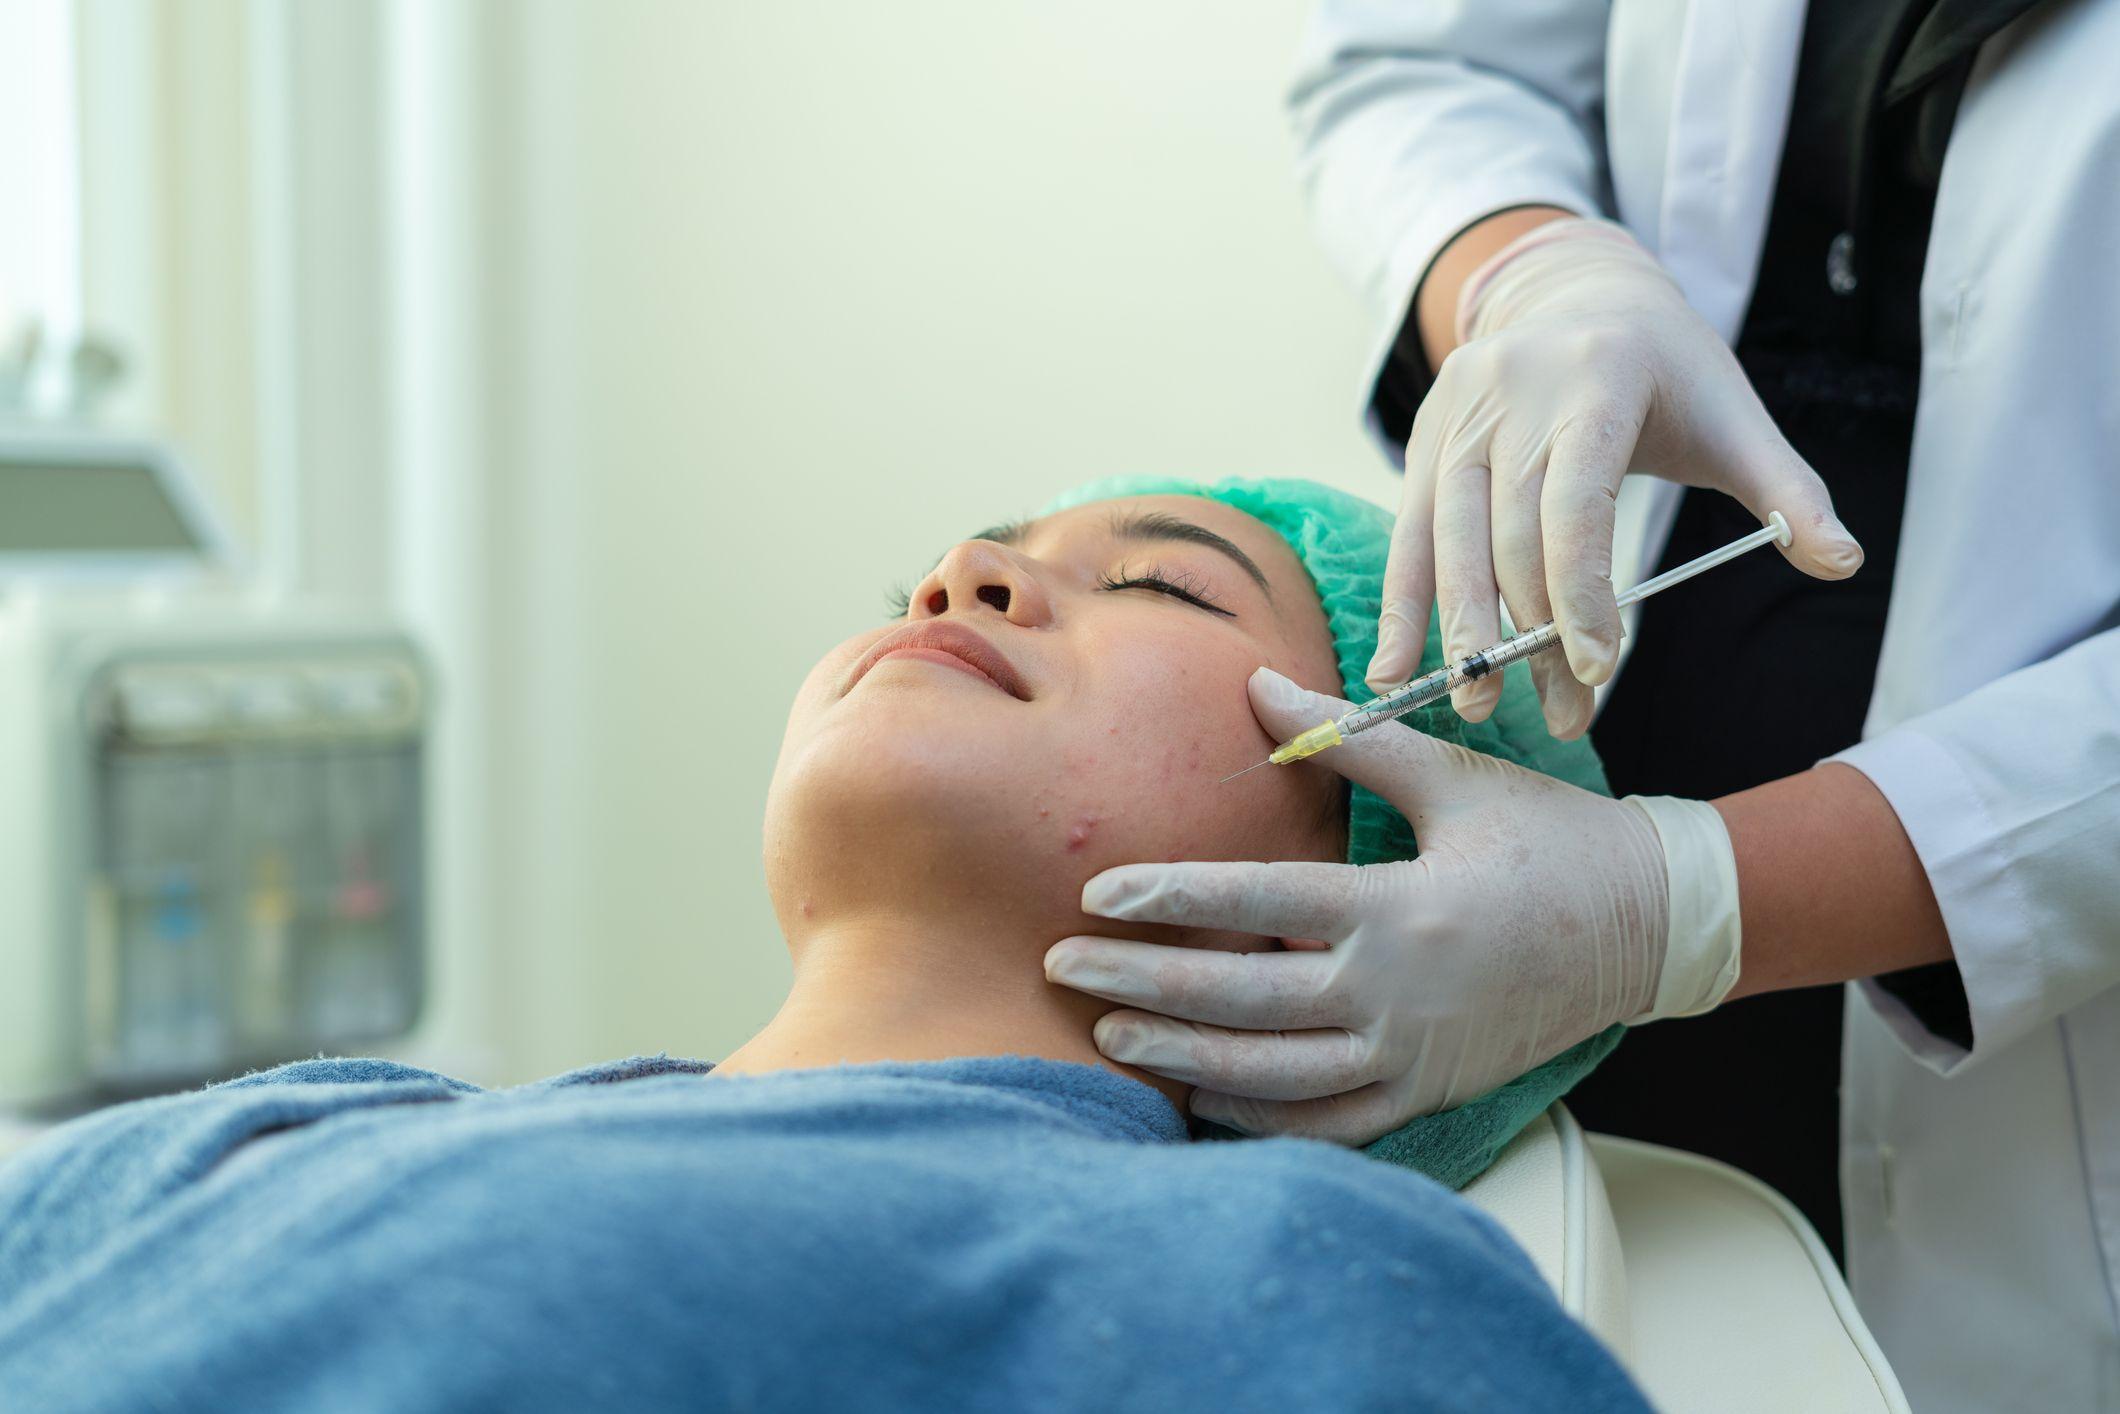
top-left (0, 429), bottom-right (431, 1108)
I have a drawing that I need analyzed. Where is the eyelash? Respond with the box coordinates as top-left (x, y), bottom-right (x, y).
top-left (1097, 565), bottom-right (1234, 617)
top-left (883, 564), bottom-right (1235, 619)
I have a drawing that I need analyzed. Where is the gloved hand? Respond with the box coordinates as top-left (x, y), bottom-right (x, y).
top-left (1044, 667), bottom-right (1743, 1144)
top-left (1376, 215), bottom-right (1864, 739)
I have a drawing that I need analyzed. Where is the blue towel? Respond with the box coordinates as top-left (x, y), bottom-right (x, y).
top-left (0, 1055), bottom-right (1646, 1413)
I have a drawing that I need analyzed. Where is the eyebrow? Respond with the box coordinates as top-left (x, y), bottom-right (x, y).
top-left (969, 519), bottom-right (1032, 547)
top-left (1105, 509), bottom-right (1272, 596)
top-left (953, 510), bottom-right (1272, 597)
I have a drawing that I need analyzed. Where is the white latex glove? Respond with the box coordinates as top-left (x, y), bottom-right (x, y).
top-left (1044, 667), bottom-right (1742, 1144)
top-left (1375, 216), bottom-right (1864, 738)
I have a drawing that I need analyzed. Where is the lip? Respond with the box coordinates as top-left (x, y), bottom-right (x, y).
top-left (847, 621), bottom-right (1033, 701)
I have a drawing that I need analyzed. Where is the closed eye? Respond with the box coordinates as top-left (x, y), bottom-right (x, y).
top-left (1096, 566), bottom-right (1235, 618)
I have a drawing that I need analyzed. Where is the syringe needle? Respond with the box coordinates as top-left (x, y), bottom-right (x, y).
top-left (1218, 758), bottom-right (1273, 785)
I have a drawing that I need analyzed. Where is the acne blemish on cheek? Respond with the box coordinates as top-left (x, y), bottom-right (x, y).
top-left (1064, 814), bottom-right (1103, 853)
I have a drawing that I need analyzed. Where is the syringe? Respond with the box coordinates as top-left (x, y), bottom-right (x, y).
top-left (1222, 511), bottom-right (1791, 782)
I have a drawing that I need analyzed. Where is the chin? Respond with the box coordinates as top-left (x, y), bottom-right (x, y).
top-left (780, 695), bottom-right (1032, 805)
top-left (765, 711), bottom-right (1064, 909)
top-left (764, 682), bottom-right (1335, 936)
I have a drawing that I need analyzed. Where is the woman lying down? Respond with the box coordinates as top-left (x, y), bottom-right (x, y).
top-left (0, 478), bottom-right (1648, 1411)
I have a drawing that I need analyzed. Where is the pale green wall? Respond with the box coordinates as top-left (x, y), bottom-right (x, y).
top-left (465, 1), bottom-right (1392, 1083)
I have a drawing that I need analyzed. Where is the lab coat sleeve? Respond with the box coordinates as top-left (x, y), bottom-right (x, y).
top-left (1288, 0), bottom-right (1612, 457)
top-left (1832, 626), bottom-right (2120, 1075)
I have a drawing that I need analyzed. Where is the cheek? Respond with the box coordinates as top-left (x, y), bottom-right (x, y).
top-left (1039, 627), bottom-right (1335, 867)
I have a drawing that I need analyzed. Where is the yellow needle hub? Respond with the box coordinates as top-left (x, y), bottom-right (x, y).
top-left (1268, 719), bottom-right (1344, 765)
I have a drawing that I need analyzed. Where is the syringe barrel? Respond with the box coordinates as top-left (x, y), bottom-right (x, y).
top-left (1469, 620), bottom-right (1564, 675)
top-left (1337, 667), bottom-right (1446, 734)
top-left (1337, 621), bottom-right (1565, 738)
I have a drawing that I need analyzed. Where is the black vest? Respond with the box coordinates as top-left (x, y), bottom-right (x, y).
top-left (1573, 0), bottom-right (2045, 1258)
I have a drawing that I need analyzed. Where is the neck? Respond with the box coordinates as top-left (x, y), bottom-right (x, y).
top-left (715, 912), bottom-right (1191, 1113)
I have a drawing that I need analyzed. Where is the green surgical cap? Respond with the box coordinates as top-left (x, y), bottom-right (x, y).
top-left (1041, 475), bottom-right (1621, 1189)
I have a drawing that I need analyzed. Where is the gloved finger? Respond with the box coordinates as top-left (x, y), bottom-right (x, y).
top-left (1093, 1012), bottom-right (1372, 1099)
top-left (1540, 410), bottom-right (1639, 686)
top-left (1043, 937), bottom-right (1344, 1030)
top-left (1720, 437), bottom-right (1864, 581)
top-left (1188, 1081), bottom-right (1408, 1146)
top-left (1371, 412), bottom-right (1442, 691)
top-left (1245, 665), bottom-right (1355, 742)
top-left (1490, 442), bottom-right (1594, 740)
top-left (1081, 859), bottom-right (1361, 941)
top-left (1432, 461), bottom-right (1504, 722)
top-left (1245, 667), bottom-right (1503, 819)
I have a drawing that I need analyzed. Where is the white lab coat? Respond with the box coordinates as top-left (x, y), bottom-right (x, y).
top-left (1291, 1), bottom-right (2120, 1407)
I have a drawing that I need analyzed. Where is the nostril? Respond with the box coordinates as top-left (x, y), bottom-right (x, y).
top-left (976, 584), bottom-right (1011, 613)
top-left (925, 588), bottom-right (948, 615)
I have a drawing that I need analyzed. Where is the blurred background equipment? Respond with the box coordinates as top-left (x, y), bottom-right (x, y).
top-left (0, 0), bottom-right (1380, 1089)
top-left (0, 426), bottom-right (428, 1108)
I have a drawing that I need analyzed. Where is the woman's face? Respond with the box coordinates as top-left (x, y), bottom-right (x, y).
top-left (765, 495), bottom-right (1347, 937)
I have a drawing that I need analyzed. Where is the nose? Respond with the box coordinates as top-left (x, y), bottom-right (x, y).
top-left (912, 540), bottom-right (1054, 628)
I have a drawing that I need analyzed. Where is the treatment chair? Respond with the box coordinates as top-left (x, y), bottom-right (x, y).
top-left (1462, 1106), bottom-right (1909, 1412)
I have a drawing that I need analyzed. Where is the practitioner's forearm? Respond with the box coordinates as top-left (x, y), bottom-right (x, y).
top-left (1413, 206), bottom-right (1577, 369)
top-left (1713, 763), bottom-right (1951, 1001)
